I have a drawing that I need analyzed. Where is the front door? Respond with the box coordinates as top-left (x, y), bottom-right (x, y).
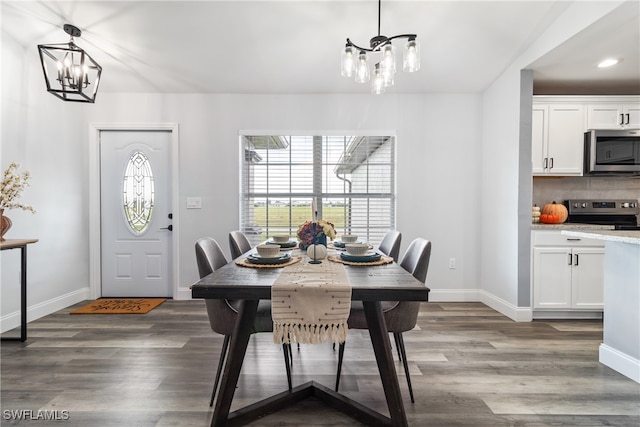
top-left (100, 130), bottom-right (172, 297)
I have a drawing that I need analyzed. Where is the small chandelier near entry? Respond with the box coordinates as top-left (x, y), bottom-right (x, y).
top-left (340, 0), bottom-right (420, 95)
top-left (37, 24), bottom-right (102, 103)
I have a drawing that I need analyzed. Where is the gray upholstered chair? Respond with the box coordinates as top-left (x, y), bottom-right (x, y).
top-left (335, 237), bottom-right (432, 403)
top-left (229, 230), bottom-right (252, 259)
top-left (195, 237), bottom-right (291, 406)
top-left (378, 230), bottom-right (402, 262)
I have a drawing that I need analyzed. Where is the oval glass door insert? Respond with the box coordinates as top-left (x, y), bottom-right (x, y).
top-left (123, 151), bottom-right (155, 234)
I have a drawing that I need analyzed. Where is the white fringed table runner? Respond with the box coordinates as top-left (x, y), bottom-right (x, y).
top-left (272, 258), bottom-right (351, 344)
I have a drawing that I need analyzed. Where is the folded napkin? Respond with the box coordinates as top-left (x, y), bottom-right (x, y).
top-left (272, 259), bottom-right (351, 344)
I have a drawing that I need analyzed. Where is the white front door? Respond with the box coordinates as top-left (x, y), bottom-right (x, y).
top-left (100, 130), bottom-right (173, 297)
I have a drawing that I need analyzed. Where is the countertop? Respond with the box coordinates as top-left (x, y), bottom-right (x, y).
top-left (531, 223), bottom-right (615, 231)
top-left (561, 230), bottom-right (640, 245)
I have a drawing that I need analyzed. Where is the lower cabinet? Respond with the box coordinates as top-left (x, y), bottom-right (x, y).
top-left (532, 231), bottom-right (604, 312)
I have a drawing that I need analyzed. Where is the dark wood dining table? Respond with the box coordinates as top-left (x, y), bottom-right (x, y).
top-left (191, 252), bottom-right (429, 427)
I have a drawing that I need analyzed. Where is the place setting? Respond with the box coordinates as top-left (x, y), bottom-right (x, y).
top-left (330, 234), bottom-right (372, 250)
top-left (236, 243), bottom-right (301, 268)
top-left (328, 242), bottom-right (393, 266)
top-left (265, 234), bottom-right (298, 249)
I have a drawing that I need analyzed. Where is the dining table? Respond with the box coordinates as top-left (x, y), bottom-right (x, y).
top-left (191, 246), bottom-right (429, 427)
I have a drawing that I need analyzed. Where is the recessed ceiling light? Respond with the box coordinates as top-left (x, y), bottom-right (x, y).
top-left (598, 58), bottom-right (620, 68)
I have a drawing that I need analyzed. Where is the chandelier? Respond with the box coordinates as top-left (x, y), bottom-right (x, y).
top-left (37, 24), bottom-right (102, 103)
top-left (340, 0), bottom-right (420, 94)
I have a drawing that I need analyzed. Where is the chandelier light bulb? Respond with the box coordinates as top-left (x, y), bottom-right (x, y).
top-left (371, 63), bottom-right (385, 95)
top-left (403, 38), bottom-right (420, 72)
top-left (355, 51), bottom-right (370, 83)
top-left (341, 45), bottom-right (356, 77)
top-left (380, 44), bottom-right (396, 75)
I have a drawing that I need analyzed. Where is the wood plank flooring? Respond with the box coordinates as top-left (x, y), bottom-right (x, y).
top-left (2, 301), bottom-right (639, 426)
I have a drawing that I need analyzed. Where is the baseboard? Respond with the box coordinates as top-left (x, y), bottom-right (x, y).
top-left (426, 288), bottom-right (532, 322)
top-left (176, 287), bottom-right (193, 301)
top-left (0, 287), bottom-right (90, 333)
top-left (479, 290), bottom-right (533, 322)
top-left (533, 310), bottom-right (603, 320)
top-left (600, 343), bottom-right (640, 384)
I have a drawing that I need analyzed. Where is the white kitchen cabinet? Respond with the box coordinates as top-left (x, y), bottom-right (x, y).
top-left (531, 104), bottom-right (584, 175)
top-left (532, 231), bottom-right (604, 311)
top-left (587, 103), bottom-right (640, 129)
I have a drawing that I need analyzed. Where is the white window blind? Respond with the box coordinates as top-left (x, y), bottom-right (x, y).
top-left (240, 134), bottom-right (396, 246)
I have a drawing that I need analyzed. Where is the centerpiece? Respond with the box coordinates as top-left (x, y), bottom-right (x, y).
top-left (297, 219), bottom-right (336, 260)
top-left (1, 163), bottom-right (35, 241)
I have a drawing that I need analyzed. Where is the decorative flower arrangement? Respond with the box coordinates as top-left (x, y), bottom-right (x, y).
top-left (297, 219), bottom-right (336, 250)
top-left (1, 163), bottom-right (35, 213)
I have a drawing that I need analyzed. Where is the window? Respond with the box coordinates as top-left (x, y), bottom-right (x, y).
top-left (123, 151), bottom-right (154, 234)
top-left (240, 134), bottom-right (396, 245)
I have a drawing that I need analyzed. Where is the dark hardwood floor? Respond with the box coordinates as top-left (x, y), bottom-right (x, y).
top-left (2, 301), bottom-right (639, 426)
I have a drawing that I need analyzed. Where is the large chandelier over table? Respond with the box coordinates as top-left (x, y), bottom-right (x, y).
top-left (37, 24), bottom-right (102, 103)
top-left (340, 0), bottom-right (420, 94)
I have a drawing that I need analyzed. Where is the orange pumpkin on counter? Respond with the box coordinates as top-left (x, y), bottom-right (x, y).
top-left (540, 201), bottom-right (568, 224)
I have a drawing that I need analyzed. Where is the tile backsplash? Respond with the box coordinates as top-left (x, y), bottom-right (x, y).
top-left (533, 176), bottom-right (640, 208)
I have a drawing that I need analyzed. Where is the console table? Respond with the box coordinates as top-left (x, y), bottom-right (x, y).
top-left (1, 238), bottom-right (38, 342)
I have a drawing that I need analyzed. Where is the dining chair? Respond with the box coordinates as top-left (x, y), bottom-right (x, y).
top-left (229, 230), bottom-right (253, 259)
top-left (195, 237), bottom-right (292, 406)
top-left (378, 230), bottom-right (402, 262)
top-left (335, 237), bottom-right (432, 403)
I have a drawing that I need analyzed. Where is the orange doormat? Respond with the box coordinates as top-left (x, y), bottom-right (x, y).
top-left (70, 298), bottom-right (166, 314)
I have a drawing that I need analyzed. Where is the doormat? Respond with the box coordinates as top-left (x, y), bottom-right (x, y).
top-left (70, 298), bottom-right (166, 314)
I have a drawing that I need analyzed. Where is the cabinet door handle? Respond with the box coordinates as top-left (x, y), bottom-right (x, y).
top-left (543, 157), bottom-right (548, 169)
top-left (620, 113), bottom-right (624, 125)
top-left (566, 238), bottom-right (581, 241)
top-left (574, 254), bottom-right (579, 266)
top-left (568, 253), bottom-right (573, 265)
top-left (549, 157), bottom-right (554, 169)
top-left (625, 113), bottom-right (630, 125)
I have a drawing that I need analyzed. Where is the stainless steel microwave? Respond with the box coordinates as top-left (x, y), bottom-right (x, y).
top-left (584, 129), bottom-right (640, 175)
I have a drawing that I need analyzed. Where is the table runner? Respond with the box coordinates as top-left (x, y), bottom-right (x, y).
top-left (272, 258), bottom-right (351, 344)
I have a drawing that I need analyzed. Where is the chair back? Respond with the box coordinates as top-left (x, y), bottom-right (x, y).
top-left (378, 230), bottom-right (402, 262)
top-left (229, 230), bottom-right (252, 259)
top-left (399, 238), bottom-right (432, 284)
top-left (195, 237), bottom-right (228, 279)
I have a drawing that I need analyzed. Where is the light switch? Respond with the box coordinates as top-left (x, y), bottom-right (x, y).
top-left (186, 197), bottom-right (202, 209)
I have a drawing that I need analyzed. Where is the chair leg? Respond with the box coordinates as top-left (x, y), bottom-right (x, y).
top-left (393, 332), bottom-right (403, 362)
top-left (335, 341), bottom-right (345, 392)
top-left (282, 344), bottom-right (292, 391)
top-left (210, 334), bottom-right (231, 407)
top-left (395, 332), bottom-right (414, 403)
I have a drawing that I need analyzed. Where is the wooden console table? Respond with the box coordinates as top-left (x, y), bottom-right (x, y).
top-left (1, 239), bottom-right (38, 342)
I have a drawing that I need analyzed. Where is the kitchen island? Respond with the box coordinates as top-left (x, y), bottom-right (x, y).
top-left (562, 230), bottom-right (640, 383)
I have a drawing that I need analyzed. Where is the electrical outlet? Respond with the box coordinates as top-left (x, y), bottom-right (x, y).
top-left (449, 258), bottom-right (456, 269)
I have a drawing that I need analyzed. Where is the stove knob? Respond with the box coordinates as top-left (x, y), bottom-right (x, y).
top-left (581, 203), bottom-right (587, 208)
top-left (573, 202), bottom-right (579, 208)
top-left (622, 202), bottom-right (630, 208)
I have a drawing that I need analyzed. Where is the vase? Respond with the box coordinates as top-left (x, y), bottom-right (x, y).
top-left (307, 244), bottom-right (327, 260)
top-left (0, 209), bottom-right (12, 242)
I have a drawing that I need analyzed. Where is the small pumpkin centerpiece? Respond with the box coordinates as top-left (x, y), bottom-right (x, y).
top-left (540, 201), bottom-right (568, 224)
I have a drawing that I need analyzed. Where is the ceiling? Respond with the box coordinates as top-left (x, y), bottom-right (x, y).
top-left (2, 1), bottom-right (639, 95)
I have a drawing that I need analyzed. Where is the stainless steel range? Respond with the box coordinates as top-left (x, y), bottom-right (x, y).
top-left (564, 199), bottom-right (640, 230)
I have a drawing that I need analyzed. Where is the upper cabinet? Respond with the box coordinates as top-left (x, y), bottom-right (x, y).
top-left (587, 103), bottom-right (640, 129)
top-left (532, 103), bottom-right (585, 176)
top-left (532, 96), bottom-right (640, 177)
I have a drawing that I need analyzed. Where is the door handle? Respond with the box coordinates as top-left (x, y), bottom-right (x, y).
top-left (620, 113), bottom-right (624, 125)
top-left (574, 254), bottom-right (579, 266)
top-left (568, 253), bottom-right (572, 265)
top-left (543, 157), bottom-right (548, 169)
top-left (161, 225), bottom-right (173, 231)
top-left (625, 113), bottom-right (630, 125)
top-left (549, 157), bottom-right (553, 169)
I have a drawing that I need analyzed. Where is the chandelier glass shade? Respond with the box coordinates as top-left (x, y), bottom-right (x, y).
top-left (37, 24), bottom-right (102, 103)
top-left (341, 0), bottom-right (420, 94)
